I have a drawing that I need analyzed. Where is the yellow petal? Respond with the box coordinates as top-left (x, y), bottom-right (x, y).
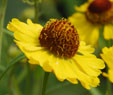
top-left (81, 77), bottom-right (100, 89)
top-left (15, 41), bottom-right (42, 51)
top-left (75, 2), bottom-right (89, 12)
top-left (101, 46), bottom-right (113, 69)
top-left (104, 24), bottom-right (113, 40)
top-left (102, 72), bottom-right (108, 77)
top-left (71, 54), bottom-right (104, 89)
top-left (108, 69), bottom-right (113, 83)
top-left (68, 13), bottom-right (99, 46)
top-left (78, 41), bottom-right (95, 55)
top-left (28, 58), bottom-right (40, 65)
top-left (74, 54), bottom-right (104, 76)
top-left (7, 18), bottom-right (43, 46)
top-left (75, 0), bottom-right (93, 12)
top-left (101, 46), bottom-right (113, 82)
top-left (48, 57), bottom-right (78, 83)
top-left (15, 41), bottom-right (44, 62)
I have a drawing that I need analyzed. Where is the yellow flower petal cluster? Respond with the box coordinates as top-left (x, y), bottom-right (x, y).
top-left (68, 0), bottom-right (113, 46)
top-left (7, 18), bottom-right (105, 89)
top-left (101, 46), bottom-right (113, 82)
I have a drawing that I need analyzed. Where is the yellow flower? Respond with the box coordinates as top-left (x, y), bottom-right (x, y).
top-left (69, 0), bottom-right (113, 46)
top-left (101, 46), bottom-right (113, 82)
top-left (7, 18), bottom-right (105, 89)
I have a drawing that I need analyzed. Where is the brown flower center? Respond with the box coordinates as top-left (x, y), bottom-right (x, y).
top-left (88, 0), bottom-right (111, 13)
top-left (39, 19), bottom-right (79, 58)
top-left (86, 0), bottom-right (113, 24)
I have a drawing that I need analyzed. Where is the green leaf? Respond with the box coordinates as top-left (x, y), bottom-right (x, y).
top-left (0, 53), bottom-right (25, 80)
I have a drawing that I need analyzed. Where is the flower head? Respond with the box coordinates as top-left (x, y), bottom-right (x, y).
top-left (88, 0), bottom-right (111, 13)
top-left (69, 0), bottom-right (113, 45)
top-left (39, 19), bottom-right (79, 58)
top-left (7, 18), bottom-right (105, 89)
top-left (86, 0), bottom-right (113, 24)
top-left (101, 46), bottom-right (113, 82)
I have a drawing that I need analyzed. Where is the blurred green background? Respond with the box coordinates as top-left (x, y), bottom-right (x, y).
top-left (0, 0), bottom-right (107, 95)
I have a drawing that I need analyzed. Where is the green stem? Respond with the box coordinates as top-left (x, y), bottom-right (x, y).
top-left (0, 53), bottom-right (25, 80)
top-left (8, 64), bottom-right (17, 95)
top-left (0, 0), bottom-right (8, 64)
top-left (41, 72), bottom-right (49, 95)
top-left (12, 76), bottom-right (22, 95)
top-left (26, 63), bottom-right (31, 95)
top-left (34, 0), bottom-right (39, 22)
top-left (4, 29), bottom-right (14, 37)
top-left (107, 40), bottom-right (113, 47)
top-left (105, 40), bottom-right (113, 95)
top-left (105, 68), bottom-right (112, 95)
top-left (106, 79), bottom-right (112, 95)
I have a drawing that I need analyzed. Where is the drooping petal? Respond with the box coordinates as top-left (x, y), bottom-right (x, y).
top-left (15, 41), bottom-right (43, 62)
top-left (101, 46), bottom-right (113, 82)
top-left (108, 69), bottom-right (113, 83)
top-left (101, 46), bottom-right (113, 68)
top-left (28, 50), bottom-right (79, 83)
top-left (47, 56), bottom-right (79, 83)
top-left (68, 13), bottom-right (99, 46)
top-left (78, 41), bottom-right (95, 55)
top-left (7, 18), bottom-right (43, 46)
top-left (75, 0), bottom-right (93, 12)
top-left (31, 52), bottom-right (78, 83)
top-left (72, 54), bottom-right (104, 89)
top-left (75, 2), bottom-right (89, 12)
top-left (104, 24), bottom-right (113, 40)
